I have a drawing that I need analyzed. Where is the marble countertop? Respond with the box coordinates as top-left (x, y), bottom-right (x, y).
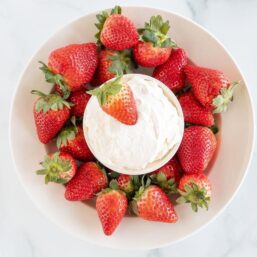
top-left (1, 0), bottom-right (257, 256)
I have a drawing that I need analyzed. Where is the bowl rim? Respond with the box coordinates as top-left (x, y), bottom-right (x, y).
top-left (9, 5), bottom-right (255, 250)
top-left (83, 73), bottom-right (184, 175)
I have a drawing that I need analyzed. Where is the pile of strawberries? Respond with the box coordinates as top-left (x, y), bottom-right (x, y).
top-left (31, 6), bottom-right (239, 236)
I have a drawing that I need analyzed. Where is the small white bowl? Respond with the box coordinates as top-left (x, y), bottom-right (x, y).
top-left (9, 6), bottom-right (255, 250)
top-left (83, 74), bottom-right (184, 175)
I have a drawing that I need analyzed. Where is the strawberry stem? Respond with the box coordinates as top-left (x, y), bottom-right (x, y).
top-left (31, 90), bottom-right (47, 97)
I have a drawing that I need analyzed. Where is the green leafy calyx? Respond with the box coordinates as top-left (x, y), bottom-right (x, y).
top-left (36, 152), bottom-right (72, 184)
top-left (133, 176), bottom-right (151, 200)
top-left (150, 172), bottom-right (177, 194)
top-left (176, 183), bottom-right (210, 212)
top-left (39, 61), bottom-right (70, 99)
top-left (31, 90), bottom-right (71, 113)
top-left (108, 49), bottom-right (136, 76)
top-left (212, 81), bottom-right (240, 113)
top-left (87, 76), bottom-right (123, 106)
top-left (56, 117), bottom-right (78, 149)
top-left (139, 15), bottom-right (177, 48)
top-left (131, 177), bottom-right (151, 215)
top-left (109, 179), bottom-right (119, 190)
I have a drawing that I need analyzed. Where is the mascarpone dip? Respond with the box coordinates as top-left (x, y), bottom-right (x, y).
top-left (83, 74), bottom-right (182, 172)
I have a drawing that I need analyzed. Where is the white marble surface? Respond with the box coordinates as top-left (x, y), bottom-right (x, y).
top-left (1, 0), bottom-right (257, 256)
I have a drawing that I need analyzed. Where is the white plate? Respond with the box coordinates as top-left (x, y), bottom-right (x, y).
top-left (9, 6), bottom-right (255, 250)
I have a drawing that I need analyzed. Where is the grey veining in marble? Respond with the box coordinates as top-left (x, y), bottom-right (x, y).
top-left (1, 0), bottom-right (257, 256)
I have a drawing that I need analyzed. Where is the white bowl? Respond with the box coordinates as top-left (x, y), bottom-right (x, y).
top-left (9, 6), bottom-right (255, 250)
top-left (83, 73), bottom-right (184, 175)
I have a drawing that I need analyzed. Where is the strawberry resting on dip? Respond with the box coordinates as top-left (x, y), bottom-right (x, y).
top-left (84, 74), bottom-right (183, 172)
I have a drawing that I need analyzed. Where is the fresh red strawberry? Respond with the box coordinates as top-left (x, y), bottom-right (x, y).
top-left (179, 92), bottom-right (214, 126)
top-left (36, 152), bottom-right (77, 184)
top-left (88, 76), bottom-right (138, 125)
top-left (39, 43), bottom-right (98, 97)
top-left (92, 49), bottom-right (135, 87)
top-left (184, 65), bottom-right (239, 113)
top-left (117, 175), bottom-right (134, 193)
top-left (96, 188), bottom-right (128, 236)
top-left (31, 90), bottom-right (71, 144)
top-left (68, 90), bottom-right (91, 117)
top-left (134, 42), bottom-right (172, 67)
top-left (178, 126), bottom-right (217, 173)
top-left (57, 120), bottom-right (94, 162)
top-left (109, 174), bottom-right (140, 197)
top-left (150, 157), bottom-right (183, 193)
top-left (177, 173), bottom-right (211, 212)
top-left (65, 162), bottom-right (108, 201)
top-left (95, 6), bottom-right (139, 50)
top-left (132, 185), bottom-right (178, 223)
top-left (134, 15), bottom-right (176, 67)
top-left (153, 48), bottom-right (188, 92)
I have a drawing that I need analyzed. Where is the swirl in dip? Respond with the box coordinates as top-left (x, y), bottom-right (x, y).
top-left (83, 74), bottom-right (183, 173)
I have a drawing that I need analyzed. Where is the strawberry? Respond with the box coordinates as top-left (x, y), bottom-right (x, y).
top-left (132, 184), bottom-right (178, 223)
top-left (31, 90), bottom-right (71, 144)
top-left (96, 188), bottom-right (128, 236)
top-left (178, 126), bottom-right (217, 173)
top-left (150, 157), bottom-right (183, 193)
top-left (57, 118), bottom-right (94, 161)
top-left (36, 152), bottom-right (77, 184)
top-left (184, 65), bottom-right (239, 113)
top-left (134, 42), bottom-right (172, 67)
top-left (134, 15), bottom-right (176, 67)
top-left (109, 174), bottom-right (140, 200)
top-left (109, 174), bottom-right (139, 195)
top-left (88, 76), bottom-right (138, 125)
top-left (92, 49), bottom-right (135, 87)
top-left (65, 162), bottom-right (108, 201)
top-left (177, 173), bottom-right (211, 212)
top-left (95, 6), bottom-right (139, 50)
top-left (179, 92), bottom-right (214, 126)
top-left (117, 174), bottom-right (134, 194)
top-left (68, 90), bottom-right (91, 117)
top-left (39, 43), bottom-right (98, 98)
top-left (153, 48), bottom-right (188, 92)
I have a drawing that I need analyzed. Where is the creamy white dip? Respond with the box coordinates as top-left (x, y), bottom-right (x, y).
top-left (84, 74), bottom-right (182, 172)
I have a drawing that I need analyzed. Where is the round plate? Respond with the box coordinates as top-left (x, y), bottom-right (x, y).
top-left (9, 6), bottom-right (255, 250)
